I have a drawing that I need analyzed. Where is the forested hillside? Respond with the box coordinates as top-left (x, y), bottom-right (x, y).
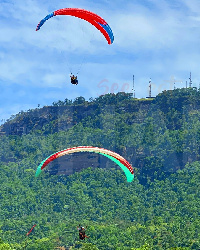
top-left (1, 88), bottom-right (200, 183)
top-left (0, 88), bottom-right (200, 249)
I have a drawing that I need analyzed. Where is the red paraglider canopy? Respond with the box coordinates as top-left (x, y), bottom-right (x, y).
top-left (36, 8), bottom-right (114, 44)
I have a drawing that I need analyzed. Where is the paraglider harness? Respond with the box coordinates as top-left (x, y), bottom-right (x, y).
top-left (77, 225), bottom-right (89, 240)
top-left (70, 74), bottom-right (78, 85)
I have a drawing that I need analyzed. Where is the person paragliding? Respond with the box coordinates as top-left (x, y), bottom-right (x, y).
top-left (70, 74), bottom-right (78, 85)
top-left (77, 225), bottom-right (89, 240)
top-left (36, 8), bottom-right (114, 82)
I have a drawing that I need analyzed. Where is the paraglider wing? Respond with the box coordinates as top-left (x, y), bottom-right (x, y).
top-left (35, 146), bottom-right (134, 182)
top-left (36, 8), bottom-right (114, 44)
top-left (26, 224), bottom-right (36, 236)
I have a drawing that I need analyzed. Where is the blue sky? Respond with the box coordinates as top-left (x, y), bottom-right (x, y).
top-left (1, 0), bottom-right (200, 123)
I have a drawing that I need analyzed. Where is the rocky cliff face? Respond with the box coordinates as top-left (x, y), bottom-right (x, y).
top-left (46, 152), bottom-right (109, 176)
top-left (0, 104), bottom-right (99, 136)
top-left (0, 100), bottom-right (153, 136)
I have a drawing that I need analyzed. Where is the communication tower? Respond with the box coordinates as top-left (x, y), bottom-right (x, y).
top-left (132, 75), bottom-right (135, 98)
top-left (189, 72), bottom-right (192, 87)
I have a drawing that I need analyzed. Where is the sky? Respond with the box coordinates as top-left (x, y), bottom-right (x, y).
top-left (1, 0), bottom-right (200, 123)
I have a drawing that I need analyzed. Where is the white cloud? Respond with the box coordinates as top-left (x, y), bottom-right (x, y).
top-left (42, 73), bottom-right (66, 87)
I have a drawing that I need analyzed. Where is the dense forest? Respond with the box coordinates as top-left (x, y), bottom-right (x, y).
top-left (0, 88), bottom-right (200, 249)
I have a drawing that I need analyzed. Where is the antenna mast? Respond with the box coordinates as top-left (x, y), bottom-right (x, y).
top-left (189, 72), bottom-right (192, 87)
top-left (132, 75), bottom-right (135, 98)
top-left (149, 78), bottom-right (151, 97)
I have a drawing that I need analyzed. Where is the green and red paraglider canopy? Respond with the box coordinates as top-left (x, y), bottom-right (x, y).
top-left (36, 146), bottom-right (134, 182)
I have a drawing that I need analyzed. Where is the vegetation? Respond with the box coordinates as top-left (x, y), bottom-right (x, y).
top-left (0, 88), bottom-right (200, 249)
